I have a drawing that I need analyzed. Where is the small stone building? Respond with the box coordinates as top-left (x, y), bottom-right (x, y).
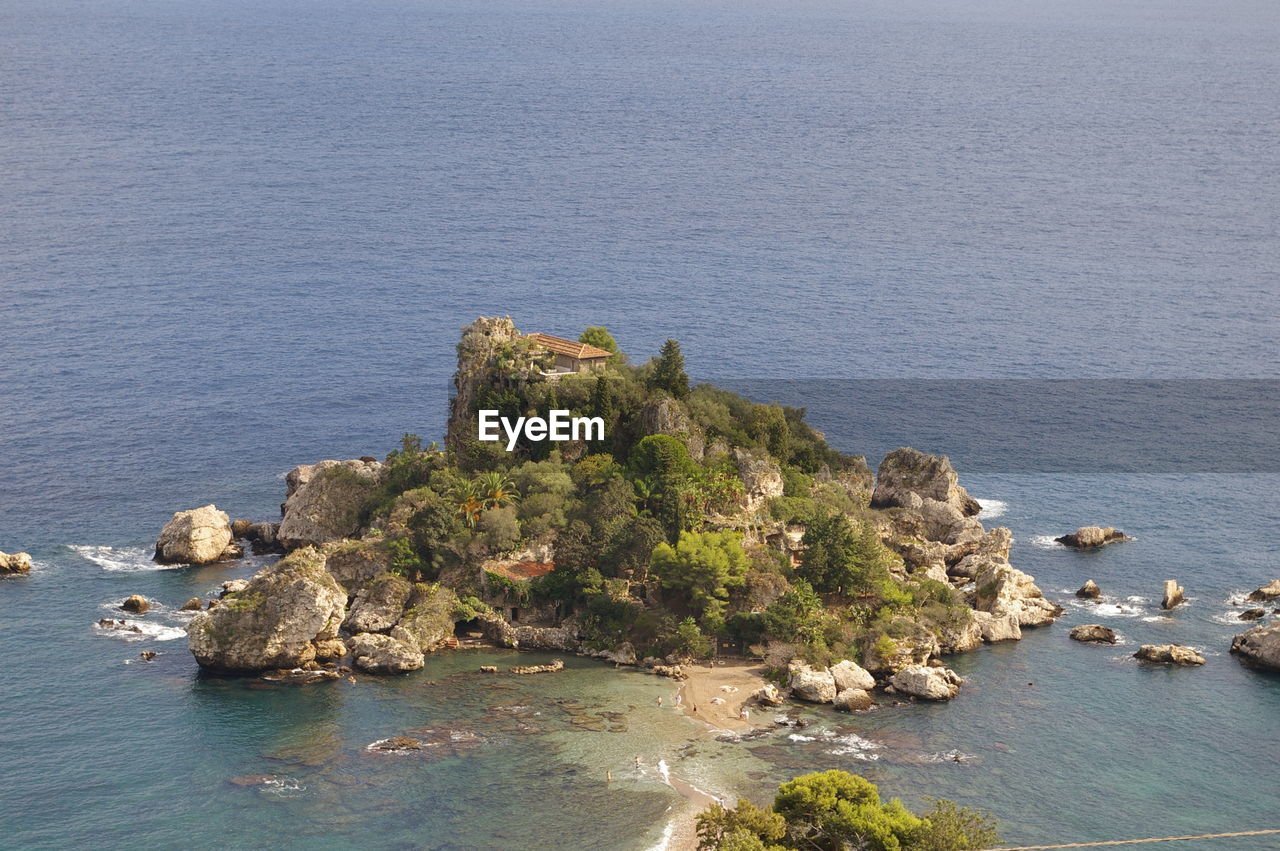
top-left (525, 333), bottom-right (611, 376)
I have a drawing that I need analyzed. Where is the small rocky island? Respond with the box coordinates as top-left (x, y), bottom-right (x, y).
top-left (152, 318), bottom-right (1275, 711)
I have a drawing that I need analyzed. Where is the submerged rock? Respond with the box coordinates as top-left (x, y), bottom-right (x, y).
top-left (1055, 526), bottom-right (1129, 549)
top-left (889, 664), bottom-right (962, 700)
top-left (0, 551), bottom-right (33, 574)
top-left (1246, 580), bottom-right (1280, 602)
top-left (98, 618), bottom-right (142, 633)
top-left (1230, 623), bottom-right (1280, 671)
top-left (1069, 624), bottom-right (1117, 644)
top-left (155, 505), bottom-right (239, 565)
top-left (787, 662), bottom-right (837, 704)
top-left (1161, 580), bottom-right (1185, 610)
top-left (1076, 579), bottom-right (1102, 600)
top-left (277, 459), bottom-right (384, 549)
top-left (511, 659), bottom-right (564, 674)
top-left (186, 547), bottom-right (346, 672)
top-left (120, 594), bottom-right (150, 614)
top-left (348, 633), bottom-right (424, 673)
top-left (1134, 644), bottom-right (1204, 666)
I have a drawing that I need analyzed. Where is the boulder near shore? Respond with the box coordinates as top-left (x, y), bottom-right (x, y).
top-left (1055, 526), bottom-right (1129, 549)
top-left (1231, 623), bottom-right (1280, 671)
top-left (1246, 580), bottom-right (1280, 602)
top-left (155, 505), bottom-right (241, 564)
top-left (0, 551), bottom-right (33, 574)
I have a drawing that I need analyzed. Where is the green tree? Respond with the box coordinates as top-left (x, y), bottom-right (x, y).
top-left (629, 434), bottom-right (700, 536)
top-left (650, 338), bottom-right (690, 399)
top-left (912, 799), bottom-right (1001, 851)
top-left (649, 530), bottom-right (748, 624)
top-left (772, 771), bottom-right (922, 851)
top-left (762, 580), bottom-right (830, 646)
top-left (797, 513), bottom-right (902, 596)
top-left (589, 374), bottom-right (616, 422)
top-left (696, 799), bottom-right (786, 851)
top-left (579, 326), bottom-right (624, 365)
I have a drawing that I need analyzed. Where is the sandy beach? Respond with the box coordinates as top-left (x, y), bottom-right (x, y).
top-left (651, 660), bottom-right (770, 849)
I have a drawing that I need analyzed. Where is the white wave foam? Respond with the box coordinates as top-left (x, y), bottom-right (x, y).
top-left (70, 545), bottom-right (169, 572)
top-left (1211, 611), bottom-right (1270, 626)
top-left (1030, 535), bottom-right (1061, 549)
top-left (976, 498), bottom-right (1007, 519)
top-left (94, 619), bottom-right (187, 641)
top-left (826, 733), bottom-right (882, 760)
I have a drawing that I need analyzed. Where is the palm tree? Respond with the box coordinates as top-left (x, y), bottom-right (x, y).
top-left (449, 479), bottom-right (485, 528)
top-left (476, 471), bottom-right (520, 510)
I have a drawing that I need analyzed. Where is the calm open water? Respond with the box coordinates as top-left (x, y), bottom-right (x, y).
top-left (2, 0), bottom-right (1278, 847)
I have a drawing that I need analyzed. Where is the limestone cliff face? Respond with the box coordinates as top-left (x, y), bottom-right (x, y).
top-left (186, 547), bottom-right (347, 671)
top-left (446, 316), bottom-right (543, 452)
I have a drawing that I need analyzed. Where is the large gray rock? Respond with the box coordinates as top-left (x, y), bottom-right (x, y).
top-left (389, 584), bottom-right (460, 654)
top-left (974, 562), bottom-right (1062, 627)
top-left (889, 664), bottom-right (962, 700)
top-left (155, 505), bottom-right (238, 565)
top-left (750, 683), bottom-right (785, 706)
top-left (1246, 580), bottom-right (1280, 602)
top-left (1055, 526), bottom-right (1129, 549)
top-left (323, 540), bottom-right (393, 594)
top-left (186, 547), bottom-right (347, 671)
top-left (641, 397), bottom-right (704, 460)
top-left (510, 624), bottom-right (580, 653)
top-left (1134, 644), bottom-right (1205, 666)
top-left (972, 610), bottom-right (1022, 643)
top-left (787, 662), bottom-right (837, 703)
top-left (348, 632), bottom-right (424, 673)
top-left (343, 573), bottom-right (413, 634)
top-left (1231, 623), bottom-right (1280, 671)
top-left (277, 459), bottom-right (384, 549)
top-left (733, 448), bottom-right (784, 513)
top-left (829, 659), bottom-right (876, 693)
top-left (872, 448), bottom-right (981, 516)
top-left (0, 551), bottom-right (33, 574)
top-left (1069, 624), bottom-right (1117, 644)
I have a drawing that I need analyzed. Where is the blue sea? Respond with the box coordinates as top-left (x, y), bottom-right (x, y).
top-left (1, 0), bottom-right (1278, 847)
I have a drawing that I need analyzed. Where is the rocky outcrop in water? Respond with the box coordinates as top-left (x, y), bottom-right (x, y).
top-left (1246, 580), bottom-right (1280, 602)
top-left (872, 447), bottom-right (981, 516)
top-left (1134, 644), bottom-right (1204, 666)
top-left (348, 632), bottom-right (424, 673)
top-left (1055, 526), bottom-right (1129, 549)
top-left (1230, 623), bottom-right (1280, 671)
top-left (1161, 580), bottom-right (1185, 610)
top-left (974, 562), bottom-right (1062, 627)
top-left (120, 594), bottom-right (150, 614)
top-left (186, 547), bottom-right (346, 671)
top-left (1239, 608), bottom-right (1265, 621)
top-left (889, 664), bottom-right (962, 700)
top-left (751, 683), bottom-right (785, 706)
top-left (1069, 624), bottom-right (1117, 644)
top-left (181, 597), bottom-right (203, 611)
top-left (155, 505), bottom-right (240, 564)
top-left (0, 550), bottom-right (33, 574)
top-left (277, 459), bottom-right (384, 549)
top-left (1076, 580), bottom-right (1101, 600)
top-left (787, 662), bottom-right (837, 703)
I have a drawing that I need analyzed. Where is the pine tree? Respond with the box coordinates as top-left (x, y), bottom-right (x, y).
top-left (651, 338), bottom-right (690, 399)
